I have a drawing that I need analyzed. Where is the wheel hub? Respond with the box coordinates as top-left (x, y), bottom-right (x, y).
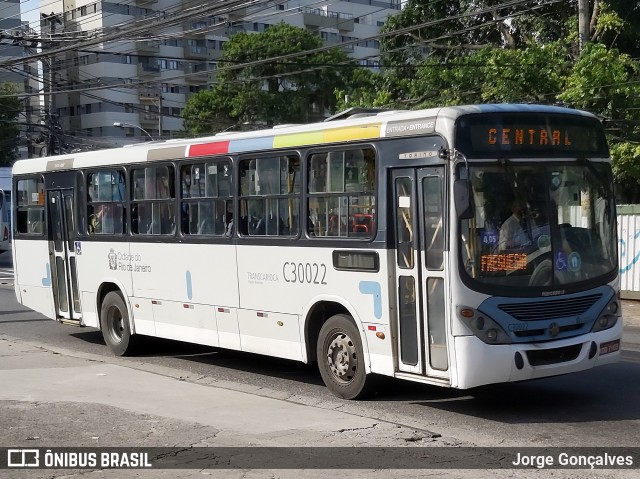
top-left (327, 332), bottom-right (357, 383)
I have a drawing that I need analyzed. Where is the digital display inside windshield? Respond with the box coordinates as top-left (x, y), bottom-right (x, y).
top-left (455, 113), bottom-right (609, 158)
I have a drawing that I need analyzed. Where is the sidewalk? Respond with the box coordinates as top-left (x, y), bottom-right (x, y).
top-left (623, 299), bottom-right (640, 327)
top-left (0, 334), bottom-right (476, 478)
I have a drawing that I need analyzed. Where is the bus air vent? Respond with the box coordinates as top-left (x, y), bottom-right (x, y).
top-left (498, 294), bottom-right (601, 321)
top-left (525, 344), bottom-right (582, 366)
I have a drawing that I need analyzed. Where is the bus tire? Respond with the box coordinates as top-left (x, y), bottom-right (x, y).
top-left (100, 291), bottom-right (136, 356)
top-left (317, 314), bottom-right (373, 399)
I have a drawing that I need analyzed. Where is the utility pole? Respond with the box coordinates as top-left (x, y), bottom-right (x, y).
top-left (41, 12), bottom-right (62, 155)
top-left (578, 0), bottom-right (590, 52)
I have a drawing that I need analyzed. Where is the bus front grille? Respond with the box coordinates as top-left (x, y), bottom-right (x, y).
top-left (498, 294), bottom-right (602, 321)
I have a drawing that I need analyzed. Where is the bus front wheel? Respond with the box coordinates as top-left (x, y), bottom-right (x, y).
top-left (317, 314), bottom-right (372, 399)
top-left (100, 291), bottom-right (136, 356)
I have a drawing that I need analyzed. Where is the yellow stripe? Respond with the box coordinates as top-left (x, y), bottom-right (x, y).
top-left (323, 124), bottom-right (381, 142)
top-left (273, 123), bottom-right (381, 148)
top-left (273, 131), bottom-right (323, 148)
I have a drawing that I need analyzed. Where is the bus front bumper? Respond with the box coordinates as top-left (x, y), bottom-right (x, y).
top-left (452, 319), bottom-right (623, 389)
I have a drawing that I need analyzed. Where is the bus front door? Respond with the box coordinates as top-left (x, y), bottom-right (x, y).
top-left (48, 189), bottom-right (82, 322)
top-left (392, 167), bottom-right (449, 380)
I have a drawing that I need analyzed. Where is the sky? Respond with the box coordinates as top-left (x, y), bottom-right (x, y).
top-left (22, 0), bottom-right (41, 32)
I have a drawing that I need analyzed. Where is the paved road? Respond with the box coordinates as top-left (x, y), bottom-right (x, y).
top-left (1, 286), bottom-right (640, 454)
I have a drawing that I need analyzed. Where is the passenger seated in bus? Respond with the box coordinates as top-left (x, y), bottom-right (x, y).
top-left (252, 216), bottom-right (266, 235)
top-left (225, 213), bottom-right (233, 236)
top-left (198, 217), bottom-right (214, 235)
top-left (88, 207), bottom-right (101, 234)
top-left (238, 215), bottom-right (248, 235)
top-left (87, 188), bottom-right (101, 234)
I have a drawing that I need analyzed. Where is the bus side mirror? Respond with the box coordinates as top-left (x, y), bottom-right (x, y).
top-left (454, 179), bottom-right (474, 220)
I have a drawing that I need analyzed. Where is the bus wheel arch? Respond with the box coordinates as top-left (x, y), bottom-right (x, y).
top-left (97, 283), bottom-right (136, 356)
top-left (304, 301), bottom-right (352, 364)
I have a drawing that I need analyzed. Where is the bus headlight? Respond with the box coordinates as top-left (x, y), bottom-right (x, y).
top-left (592, 299), bottom-right (619, 332)
top-left (456, 306), bottom-right (512, 345)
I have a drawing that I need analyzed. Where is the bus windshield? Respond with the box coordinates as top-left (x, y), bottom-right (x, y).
top-left (460, 162), bottom-right (617, 291)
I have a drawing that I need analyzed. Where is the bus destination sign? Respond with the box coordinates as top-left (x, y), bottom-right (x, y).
top-left (487, 127), bottom-right (572, 148)
top-left (455, 113), bottom-right (609, 158)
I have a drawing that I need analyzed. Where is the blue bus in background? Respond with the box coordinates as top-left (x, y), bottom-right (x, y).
top-left (0, 167), bottom-right (11, 252)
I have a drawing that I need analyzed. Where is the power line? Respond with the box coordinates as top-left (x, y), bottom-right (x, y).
top-left (0, 0), bottom-right (265, 68)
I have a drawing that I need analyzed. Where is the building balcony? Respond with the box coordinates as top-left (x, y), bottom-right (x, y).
top-left (183, 45), bottom-right (209, 60)
top-left (137, 40), bottom-right (160, 54)
top-left (69, 116), bottom-right (82, 131)
top-left (137, 63), bottom-right (160, 77)
top-left (303, 8), bottom-right (354, 32)
top-left (139, 112), bottom-right (159, 127)
top-left (183, 65), bottom-right (209, 84)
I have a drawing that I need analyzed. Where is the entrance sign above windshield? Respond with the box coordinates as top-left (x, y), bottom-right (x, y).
top-left (455, 113), bottom-right (609, 157)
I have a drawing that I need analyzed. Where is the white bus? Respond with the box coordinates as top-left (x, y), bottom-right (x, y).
top-left (0, 167), bottom-right (11, 253)
top-left (11, 104), bottom-right (622, 399)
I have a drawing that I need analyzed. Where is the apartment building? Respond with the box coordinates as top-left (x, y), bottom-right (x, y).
top-left (39, 0), bottom-right (401, 148)
top-left (0, 0), bottom-right (40, 158)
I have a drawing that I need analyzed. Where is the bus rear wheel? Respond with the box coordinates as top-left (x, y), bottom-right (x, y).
top-left (317, 314), bottom-right (372, 399)
top-left (100, 291), bottom-right (136, 356)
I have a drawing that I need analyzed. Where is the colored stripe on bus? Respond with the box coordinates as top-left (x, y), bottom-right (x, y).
top-left (187, 123), bottom-right (383, 158)
top-left (273, 131), bottom-right (324, 148)
top-left (323, 124), bottom-right (382, 143)
top-left (228, 136), bottom-right (275, 153)
top-left (189, 140), bottom-right (231, 157)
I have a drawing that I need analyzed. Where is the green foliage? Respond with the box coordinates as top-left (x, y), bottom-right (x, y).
top-left (183, 22), bottom-right (354, 132)
top-left (0, 83), bottom-right (21, 166)
top-left (559, 42), bottom-right (640, 194)
top-left (181, 1), bottom-right (640, 199)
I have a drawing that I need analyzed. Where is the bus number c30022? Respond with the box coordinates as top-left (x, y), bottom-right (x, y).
top-left (283, 262), bottom-right (327, 285)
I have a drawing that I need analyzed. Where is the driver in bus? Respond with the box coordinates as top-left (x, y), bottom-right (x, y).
top-left (499, 200), bottom-right (530, 250)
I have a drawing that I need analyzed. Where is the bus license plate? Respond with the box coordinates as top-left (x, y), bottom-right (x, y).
top-left (600, 340), bottom-right (620, 355)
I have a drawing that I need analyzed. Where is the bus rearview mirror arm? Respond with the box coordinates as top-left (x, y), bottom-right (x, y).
top-left (450, 149), bottom-right (474, 220)
top-left (454, 179), bottom-right (474, 219)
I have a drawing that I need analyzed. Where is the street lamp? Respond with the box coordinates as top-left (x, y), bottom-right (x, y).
top-left (219, 121), bottom-right (250, 133)
top-left (113, 122), bottom-right (153, 139)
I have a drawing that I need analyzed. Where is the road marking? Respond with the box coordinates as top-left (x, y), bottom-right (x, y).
top-left (0, 267), bottom-right (14, 285)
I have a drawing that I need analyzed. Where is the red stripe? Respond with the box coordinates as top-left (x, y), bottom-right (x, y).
top-left (189, 141), bottom-right (230, 157)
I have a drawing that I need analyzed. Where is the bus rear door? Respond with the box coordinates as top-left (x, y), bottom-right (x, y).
top-left (391, 167), bottom-right (449, 380)
top-left (48, 188), bottom-right (82, 322)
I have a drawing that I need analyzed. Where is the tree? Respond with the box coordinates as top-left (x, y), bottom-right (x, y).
top-left (336, 0), bottom-right (640, 200)
top-left (559, 42), bottom-right (640, 201)
top-left (0, 83), bottom-right (21, 166)
top-left (183, 23), bottom-right (355, 133)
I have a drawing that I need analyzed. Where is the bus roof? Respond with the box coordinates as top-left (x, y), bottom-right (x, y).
top-left (12, 104), bottom-right (598, 175)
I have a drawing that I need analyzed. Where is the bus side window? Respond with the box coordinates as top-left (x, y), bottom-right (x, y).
top-left (16, 177), bottom-right (45, 236)
top-left (307, 148), bottom-right (376, 239)
top-left (87, 171), bottom-right (125, 235)
top-left (239, 154), bottom-right (300, 237)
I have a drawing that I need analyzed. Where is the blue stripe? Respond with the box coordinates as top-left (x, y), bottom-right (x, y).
top-left (228, 137), bottom-right (274, 153)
